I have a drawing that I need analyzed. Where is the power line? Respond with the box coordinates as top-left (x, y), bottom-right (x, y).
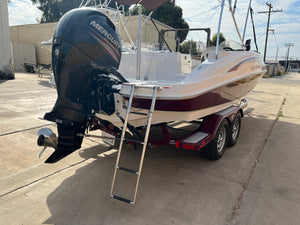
top-left (186, 3), bottom-right (220, 20)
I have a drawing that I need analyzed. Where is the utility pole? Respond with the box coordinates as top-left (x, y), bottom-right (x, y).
top-left (285, 43), bottom-right (294, 72)
top-left (275, 47), bottom-right (279, 61)
top-left (258, 3), bottom-right (282, 62)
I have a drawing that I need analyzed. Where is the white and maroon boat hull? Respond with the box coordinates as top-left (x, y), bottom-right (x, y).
top-left (97, 50), bottom-right (266, 128)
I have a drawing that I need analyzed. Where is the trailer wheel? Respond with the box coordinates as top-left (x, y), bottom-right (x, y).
top-left (207, 119), bottom-right (229, 160)
top-left (227, 112), bottom-right (241, 147)
top-left (29, 66), bottom-right (35, 73)
top-left (25, 65), bottom-right (31, 73)
top-left (25, 65), bottom-right (35, 73)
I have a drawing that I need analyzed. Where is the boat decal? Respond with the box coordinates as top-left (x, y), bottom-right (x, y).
top-left (228, 56), bottom-right (261, 72)
top-left (89, 20), bottom-right (121, 51)
top-left (88, 29), bottom-right (120, 63)
top-left (88, 25), bottom-right (121, 57)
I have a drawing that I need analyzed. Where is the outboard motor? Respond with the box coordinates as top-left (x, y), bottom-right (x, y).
top-left (39, 8), bottom-right (123, 163)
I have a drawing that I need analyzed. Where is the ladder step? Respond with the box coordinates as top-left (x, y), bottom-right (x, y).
top-left (124, 138), bottom-right (144, 145)
top-left (118, 166), bottom-right (139, 174)
top-left (110, 85), bottom-right (159, 205)
top-left (130, 111), bottom-right (148, 116)
top-left (111, 195), bottom-right (134, 205)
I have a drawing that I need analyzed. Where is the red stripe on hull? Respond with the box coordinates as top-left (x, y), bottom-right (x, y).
top-left (128, 73), bottom-right (261, 111)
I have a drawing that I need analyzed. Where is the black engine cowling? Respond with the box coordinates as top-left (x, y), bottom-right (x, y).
top-left (43, 8), bottom-right (123, 163)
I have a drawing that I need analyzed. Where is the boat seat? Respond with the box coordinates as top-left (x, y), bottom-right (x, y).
top-left (118, 51), bottom-right (191, 82)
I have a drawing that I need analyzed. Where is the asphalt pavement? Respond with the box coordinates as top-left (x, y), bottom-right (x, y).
top-left (0, 72), bottom-right (299, 225)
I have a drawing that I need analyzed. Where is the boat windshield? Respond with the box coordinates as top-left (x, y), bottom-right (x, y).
top-left (220, 40), bottom-right (244, 51)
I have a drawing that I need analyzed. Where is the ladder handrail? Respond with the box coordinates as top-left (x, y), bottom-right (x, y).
top-left (110, 85), bottom-right (135, 197)
top-left (132, 86), bottom-right (158, 204)
top-left (122, 83), bottom-right (169, 89)
top-left (110, 84), bottom-right (159, 205)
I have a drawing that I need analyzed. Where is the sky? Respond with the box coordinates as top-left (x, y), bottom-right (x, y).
top-left (7, 0), bottom-right (300, 60)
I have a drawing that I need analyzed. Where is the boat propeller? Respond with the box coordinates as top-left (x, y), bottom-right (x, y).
top-left (37, 128), bottom-right (58, 158)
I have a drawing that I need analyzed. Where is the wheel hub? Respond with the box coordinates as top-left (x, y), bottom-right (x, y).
top-left (217, 127), bottom-right (226, 152)
top-left (232, 119), bottom-right (239, 139)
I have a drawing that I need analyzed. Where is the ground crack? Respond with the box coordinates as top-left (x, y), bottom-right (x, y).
top-left (0, 123), bottom-right (54, 137)
top-left (0, 158), bottom-right (89, 198)
top-left (225, 94), bottom-right (288, 225)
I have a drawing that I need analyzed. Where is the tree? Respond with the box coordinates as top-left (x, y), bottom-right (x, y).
top-left (152, 2), bottom-right (189, 43)
top-left (31, 0), bottom-right (122, 23)
top-left (131, 1), bottom-right (189, 43)
top-left (130, 5), bottom-right (148, 15)
top-left (32, 0), bottom-right (189, 42)
top-left (211, 32), bottom-right (225, 46)
top-left (179, 40), bottom-right (198, 55)
top-left (32, 0), bottom-right (189, 43)
top-left (31, 0), bottom-right (81, 23)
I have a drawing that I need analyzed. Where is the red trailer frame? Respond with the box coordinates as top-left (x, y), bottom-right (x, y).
top-left (88, 99), bottom-right (247, 160)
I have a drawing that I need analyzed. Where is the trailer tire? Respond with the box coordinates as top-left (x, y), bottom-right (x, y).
top-left (207, 119), bottom-right (229, 160)
top-left (25, 65), bottom-right (35, 73)
top-left (227, 112), bottom-right (241, 147)
top-left (25, 65), bottom-right (31, 73)
top-left (29, 66), bottom-right (35, 73)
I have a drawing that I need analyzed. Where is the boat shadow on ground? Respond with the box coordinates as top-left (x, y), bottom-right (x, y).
top-left (43, 116), bottom-right (300, 225)
top-left (38, 80), bottom-right (55, 88)
top-left (43, 138), bottom-right (212, 224)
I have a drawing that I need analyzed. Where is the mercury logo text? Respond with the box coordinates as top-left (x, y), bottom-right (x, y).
top-left (90, 20), bottom-right (121, 50)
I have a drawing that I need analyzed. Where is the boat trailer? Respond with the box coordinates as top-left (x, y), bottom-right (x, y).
top-left (82, 97), bottom-right (248, 205)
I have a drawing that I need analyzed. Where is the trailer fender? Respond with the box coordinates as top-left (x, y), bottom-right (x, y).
top-left (200, 106), bottom-right (242, 140)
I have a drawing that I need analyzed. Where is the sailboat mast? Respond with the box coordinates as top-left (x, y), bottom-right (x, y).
top-left (242, 0), bottom-right (252, 42)
top-left (216, 0), bottom-right (225, 59)
top-left (228, 0), bottom-right (244, 46)
top-left (233, 0), bottom-right (238, 14)
top-left (136, 6), bottom-right (142, 80)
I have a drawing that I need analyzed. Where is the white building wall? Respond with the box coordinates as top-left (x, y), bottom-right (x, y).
top-left (10, 22), bottom-right (57, 69)
top-left (0, 0), bottom-right (12, 73)
top-left (8, 12), bottom-right (177, 72)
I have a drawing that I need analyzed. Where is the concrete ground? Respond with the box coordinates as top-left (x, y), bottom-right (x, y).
top-left (0, 72), bottom-right (299, 225)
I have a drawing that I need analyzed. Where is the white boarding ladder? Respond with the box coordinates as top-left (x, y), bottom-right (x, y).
top-left (110, 84), bottom-right (159, 205)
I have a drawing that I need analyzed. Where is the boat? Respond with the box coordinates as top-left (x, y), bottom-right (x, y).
top-left (36, 0), bottom-right (267, 205)
top-left (37, 0), bottom-right (266, 163)
top-left (103, 48), bottom-right (264, 129)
